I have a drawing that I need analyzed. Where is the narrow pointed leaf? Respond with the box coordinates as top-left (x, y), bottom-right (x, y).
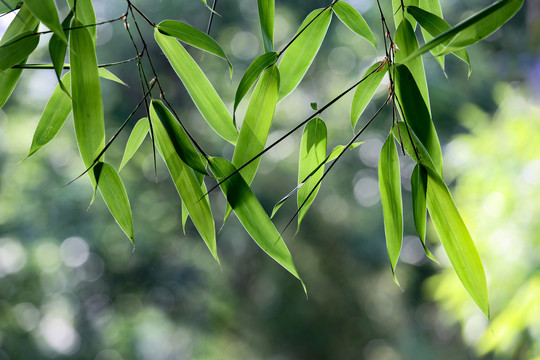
top-left (298, 118), bottom-right (327, 227)
top-left (153, 108), bottom-right (217, 262)
top-left (379, 134), bottom-right (403, 285)
top-left (209, 157), bottom-right (304, 290)
top-left (150, 100), bottom-right (208, 176)
top-left (257, 0), bottom-right (274, 52)
top-left (392, 0), bottom-right (419, 28)
top-left (426, 167), bottom-right (490, 318)
top-left (271, 183), bottom-right (304, 219)
top-left (119, 117), bottom-right (149, 171)
top-left (97, 68), bottom-right (127, 86)
top-left (402, 0), bottom-right (523, 63)
top-left (232, 64), bottom-right (280, 184)
top-left (70, 19), bottom-right (105, 183)
top-left (332, 1), bottom-right (376, 48)
top-left (93, 162), bottom-right (134, 242)
top-left (392, 121), bottom-right (437, 173)
top-left (157, 20), bottom-right (232, 76)
top-left (417, 0), bottom-right (445, 70)
top-left (67, 0), bottom-right (96, 43)
top-left (411, 163), bottom-right (437, 262)
top-left (181, 200), bottom-right (189, 235)
top-left (24, 0), bottom-right (66, 43)
top-left (0, 30), bottom-right (39, 71)
top-left (154, 29), bottom-right (238, 144)
top-left (234, 51), bottom-right (277, 118)
top-left (278, 8), bottom-right (331, 101)
top-left (0, 1), bottom-right (22, 13)
top-left (49, 11), bottom-right (74, 95)
top-left (351, 62), bottom-right (387, 128)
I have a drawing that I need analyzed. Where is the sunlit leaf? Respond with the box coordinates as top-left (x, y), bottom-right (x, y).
top-left (119, 117), bottom-right (149, 171)
top-left (67, 0), bottom-right (96, 43)
top-left (49, 11), bottom-right (73, 95)
top-left (154, 29), bottom-right (238, 145)
top-left (298, 117), bottom-right (327, 228)
top-left (411, 163), bottom-right (437, 262)
top-left (209, 157), bottom-right (304, 290)
top-left (391, 121), bottom-right (437, 174)
top-left (93, 162), bottom-right (134, 242)
top-left (278, 8), bottom-right (331, 101)
top-left (426, 167), bottom-right (490, 318)
top-left (378, 133), bottom-right (403, 285)
top-left (332, 1), bottom-right (376, 48)
top-left (233, 51), bottom-right (277, 120)
top-left (416, 0), bottom-right (445, 70)
top-left (97, 68), bottom-right (127, 86)
top-left (257, 0), bottom-right (274, 52)
top-left (351, 62), bottom-right (387, 128)
top-left (0, 30), bottom-right (39, 71)
top-left (392, 0), bottom-right (419, 28)
top-left (157, 20), bottom-right (232, 76)
top-left (24, 0), bottom-right (66, 43)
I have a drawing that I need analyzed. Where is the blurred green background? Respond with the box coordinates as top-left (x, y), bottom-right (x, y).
top-left (0, 0), bottom-right (538, 359)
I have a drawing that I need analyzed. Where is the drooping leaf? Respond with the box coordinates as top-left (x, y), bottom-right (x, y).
top-left (351, 62), bottom-right (387, 128)
top-left (298, 117), bottom-right (327, 228)
top-left (426, 167), bottom-right (490, 318)
top-left (233, 51), bottom-right (277, 120)
top-left (392, 0), bottom-right (419, 28)
top-left (402, 0), bottom-right (523, 62)
top-left (0, 30), bottom-right (39, 71)
top-left (332, 1), bottom-right (376, 48)
top-left (394, 64), bottom-right (442, 174)
top-left (411, 163), bottom-right (437, 262)
top-left (257, 0), bottom-right (275, 52)
top-left (49, 11), bottom-right (74, 94)
top-left (408, 5), bottom-right (471, 74)
top-left (209, 157), bottom-right (304, 290)
top-left (67, 0), bottom-right (96, 43)
top-left (97, 68), bottom-right (127, 86)
top-left (391, 121), bottom-right (437, 173)
top-left (119, 117), bottom-right (149, 171)
top-left (416, 0), bottom-right (445, 70)
top-left (0, 5), bottom-right (38, 108)
top-left (93, 162), bottom-right (134, 242)
top-left (326, 142), bottom-right (364, 163)
top-left (70, 18), bottom-right (105, 183)
top-left (150, 100), bottom-right (208, 176)
top-left (154, 29), bottom-right (238, 145)
top-left (232, 64), bottom-right (280, 185)
top-left (378, 133), bottom-right (403, 285)
top-left (24, 0), bottom-right (66, 43)
top-left (0, 0), bottom-right (22, 13)
top-left (157, 20), bottom-right (232, 76)
top-left (153, 107), bottom-right (217, 262)
top-left (278, 8), bottom-right (331, 101)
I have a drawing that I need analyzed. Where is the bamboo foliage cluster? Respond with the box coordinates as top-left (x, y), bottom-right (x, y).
top-left (0, 0), bottom-right (523, 317)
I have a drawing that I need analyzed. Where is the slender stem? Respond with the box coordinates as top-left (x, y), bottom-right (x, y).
top-left (206, 0), bottom-right (217, 35)
top-left (12, 56), bottom-right (140, 69)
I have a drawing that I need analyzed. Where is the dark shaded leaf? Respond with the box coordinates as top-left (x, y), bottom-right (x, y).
top-left (0, 30), bottom-right (39, 71)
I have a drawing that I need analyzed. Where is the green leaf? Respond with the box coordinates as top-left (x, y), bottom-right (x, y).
top-left (411, 163), bottom-right (437, 262)
top-left (278, 8), bottom-right (331, 101)
top-left (416, 0), bottom-right (445, 70)
top-left (150, 100), bottom-right (208, 176)
top-left (0, 30), bottom-right (39, 71)
top-left (257, 0), bottom-right (275, 52)
top-left (394, 64), bottom-right (442, 174)
top-left (391, 121), bottom-right (437, 174)
top-left (97, 68), bottom-right (127, 86)
top-left (232, 64), bottom-right (280, 185)
top-left (49, 11), bottom-right (74, 95)
top-left (153, 106), bottom-right (217, 262)
top-left (209, 157), bottom-right (304, 290)
top-left (0, 5), bottom-right (39, 108)
top-left (392, 0), bottom-right (419, 28)
top-left (24, 0), bottom-right (66, 43)
top-left (298, 118), bottom-right (327, 228)
top-left (426, 167), bottom-right (490, 318)
top-left (93, 162), bottom-right (134, 242)
top-left (181, 200), bottom-right (189, 235)
top-left (119, 117), bottom-right (149, 171)
top-left (154, 29), bottom-right (238, 145)
top-left (0, 0), bottom-right (22, 13)
top-left (378, 133), bottom-right (403, 285)
top-left (332, 1), bottom-right (376, 48)
top-left (233, 51), bottom-right (277, 120)
top-left (402, 0), bottom-right (523, 63)
top-left (157, 20), bottom-right (232, 77)
top-left (408, 5), bottom-right (471, 74)
top-left (67, 0), bottom-right (96, 43)
top-left (351, 62), bottom-right (387, 128)
top-left (326, 142), bottom-right (364, 163)
top-left (70, 18), bottom-right (105, 183)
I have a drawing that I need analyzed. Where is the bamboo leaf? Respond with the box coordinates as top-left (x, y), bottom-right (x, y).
top-left (257, 0), bottom-right (275, 52)
top-left (332, 1), bottom-right (376, 48)
top-left (154, 29), bottom-right (238, 145)
top-left (24, 0), bottom-right (66, 43)
top-left (392, 0), bottom-right (419, 28)
top-left (0, 0), bottom-right (22, 13)
top-left (411, 163), bottom-right (437, 262)
top-left (278, 8), bottom-right (331, 101)
top-left (150, 100), bottom-right (208, 176)
top-left (0, 30), bottom-right (39, 71)
top-left (97, 68), bottom-right (127, 86)
top-left (93, 162), bottom-right (134, 242)
top-left (119, 117), bottom-right (149, 171)
top-left (232, 64), bottom-right (280, 185)
top-left (67, 0), bottom-right (96, 43)
top-left (402, 0), bottom-right (523, 63)
top-left (391, 121), bottom-right (437, 174)
top-left (157, 20), bottom-right (232, 77)
top-left (153, 109), bottom-right (217, 261)
top-left (298, 117), bottom-right (327, 228)
top-left (49, 11), bottom-right (73, 95)
top-left (234, 51), bottom-right (278, 119)
top-left (416, 0), bottom-right (445, 70)
top-left (426, 167), bottom-right (490, 318)
top-left (351, 63), bottom-right (387, 128)
top-left (209, 157), bottom-right (304, 290)
top-left (378, 133), bottom-right (403, 285)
